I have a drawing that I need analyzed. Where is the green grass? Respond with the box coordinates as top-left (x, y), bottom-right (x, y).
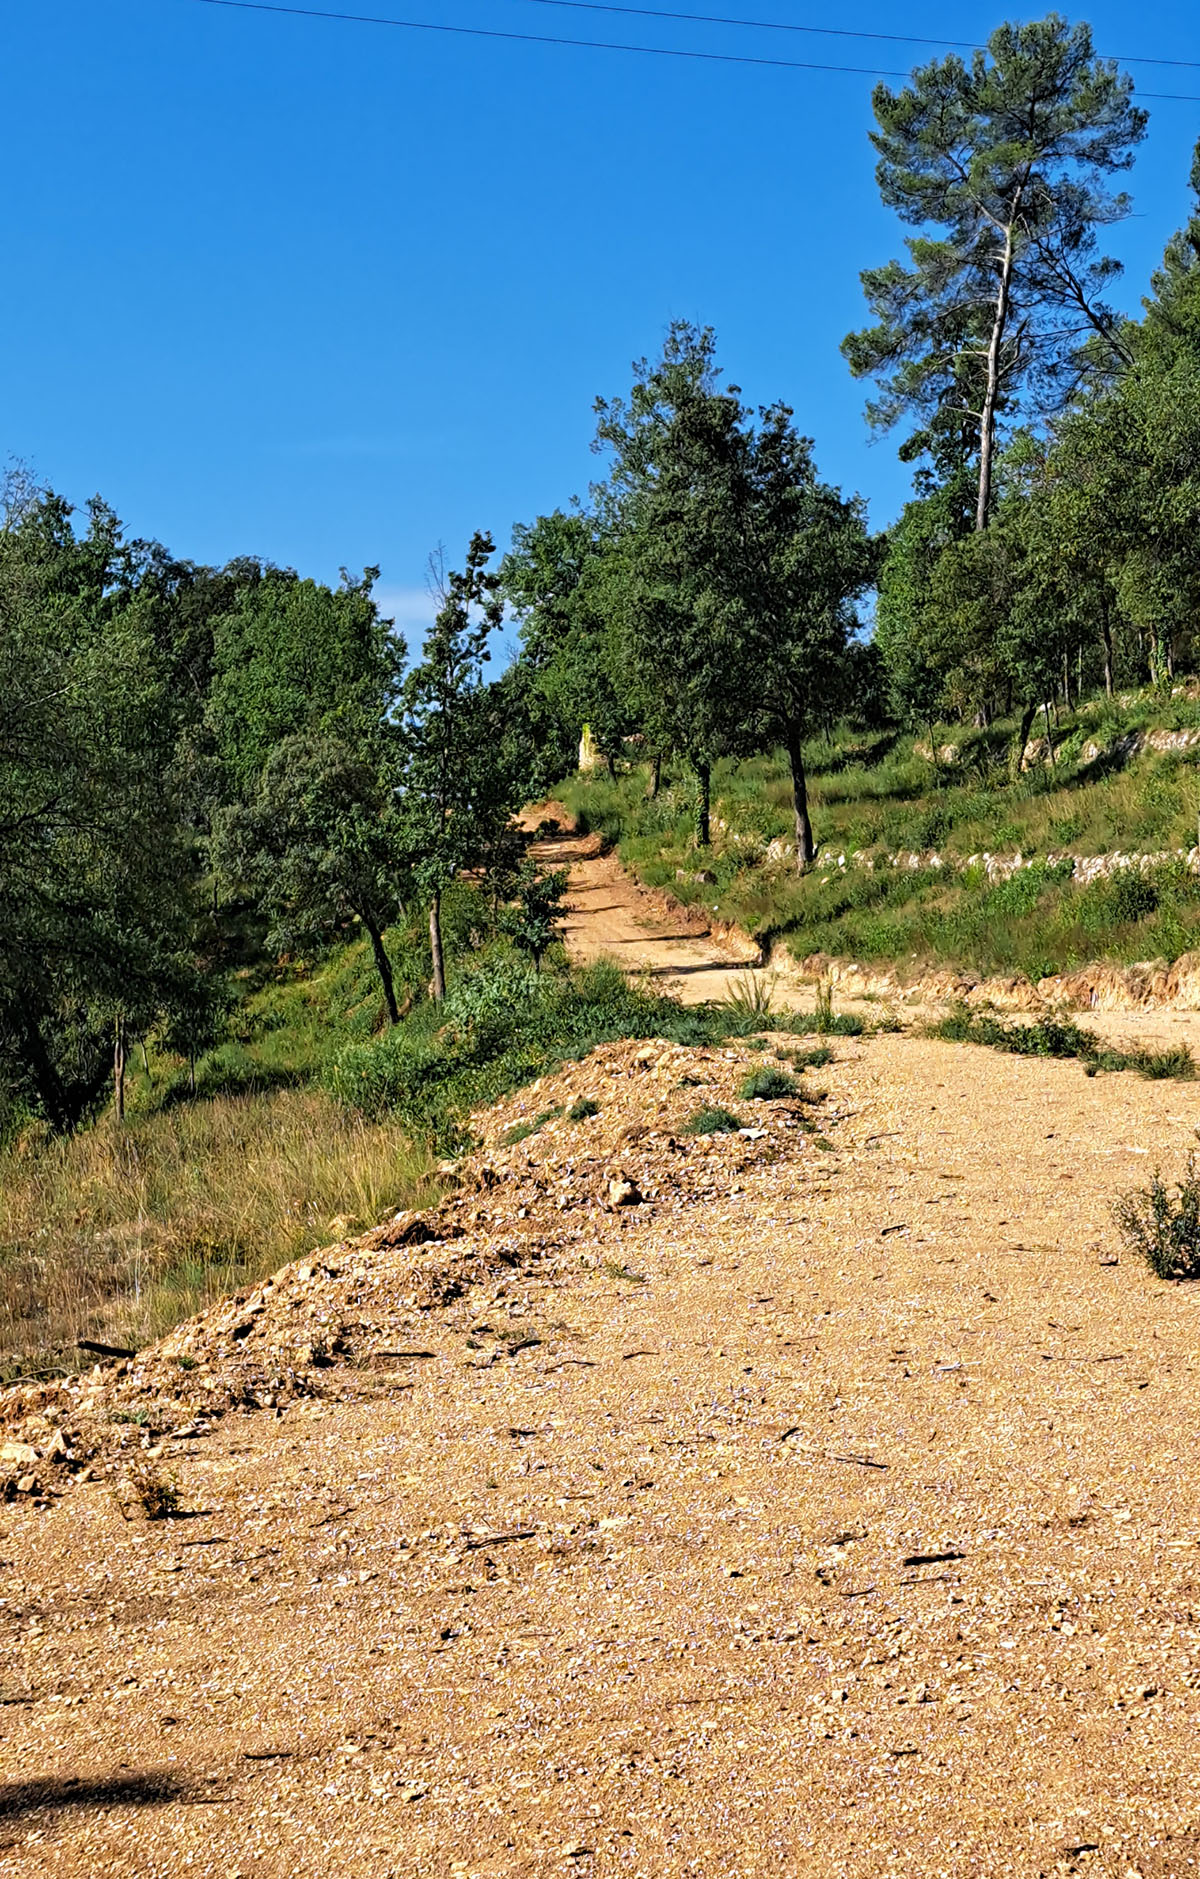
top-left (0, 1087), bottom-right (441, 1381)
top-left (567, 1097), bottom-right (601, 1121)
top-left (927, 1005), bottom-right (1195, 1081)
top-left (504, 1105), bottom-right (564, 1145)
top-left (738, 1065), bottom-right (798, 1100)
top-left (681, 1105), bottom-right (745, 1136)
top-left (565, 685), bottom-right (1200, 982)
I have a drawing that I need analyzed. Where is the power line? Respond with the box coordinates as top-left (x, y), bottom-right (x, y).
top-left (186, 0), bottom-right (909, 76)
top-left (181, 0), bottom-right (1200, 101)
top-left (522, 0), bottom-right (1200, 73)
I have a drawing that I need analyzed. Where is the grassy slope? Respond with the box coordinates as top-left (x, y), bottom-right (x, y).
top-left (564, 687), bottom-right (1200, 984)
top-left (0, 935), bottom-right (441, 1380)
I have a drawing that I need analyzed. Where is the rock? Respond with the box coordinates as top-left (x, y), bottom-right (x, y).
top-left (607, 1175), bottom-right (642, 1209)
top-left (1, 1443), bottom-right (38, 1468)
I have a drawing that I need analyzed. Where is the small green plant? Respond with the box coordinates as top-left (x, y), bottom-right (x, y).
top-left (174, 1354), bottom-right (197, 1371)
top-left (681, 1105), bottom-right (744, 1136)
top-left (782, 1044), bottom-right (834, 1071)
top-left (722, 971), bottom-right (777, 1027)
top-left (738, 1065), bottom-right (798, 1101)
top-left (503, 1105), bottom-right (564, 1146)
top-left (1113, 1157), bottom-right (1200, 1279)
top-left (567, 1097), bottom-right (600, 1122)
top-left (110, 1407), bottom-right (151, 1427)
top-left (791, 980), bottom-right (864, 1037)
top-left (929, 1004), bottom-right (1195, 1081)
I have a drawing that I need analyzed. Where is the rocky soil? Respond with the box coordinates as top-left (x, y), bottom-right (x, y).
top-left (3, 1026), bottom-right (1200, 1876)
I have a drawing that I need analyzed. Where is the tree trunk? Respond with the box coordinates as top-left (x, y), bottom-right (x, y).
top-left (976, 219), bottom-right (1016, 532)
top-left (1099, 601), bottom-right (1114, 698)
top-left (1042, 700), bottom-right (1056, 767)
top-left (785, 726), bottom-right (816, 873)
top-left (113, 1015), bottom-right (126, 1123)
top-left (15, 1005), bottom-right (69, 1132)
top-left (694, 760), bottom-right (711, 849)
top-left (1010, 700), bottom-right (1037, 778)
top-left (648, 752), bottom-right (662, 801)
top-left (429, 893), bottom-right (447, 1002)
top-left (188, 1052), bottom-right (197, 1098)
top-left (364, 916), bottom-right (401, 1026)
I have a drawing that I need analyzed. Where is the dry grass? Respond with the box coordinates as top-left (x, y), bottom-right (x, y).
top-left (0, 1088), bottom-right (441, 1378)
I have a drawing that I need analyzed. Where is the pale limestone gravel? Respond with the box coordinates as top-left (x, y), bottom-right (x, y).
top-left (3, 1033), bottom-right (1200, 1877)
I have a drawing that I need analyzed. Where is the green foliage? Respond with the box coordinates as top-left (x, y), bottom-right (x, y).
top-left (844, 18), bottom-right (1145, 522)
top-left (218, 729), bottom-right (408, 1022)
top-left (567, 1097), bottom-right (600, 1121)
top-left (738, 1065), bottom-right (798, 1100)
top-left (928, 1004), bottom-right (1195, 1081)
top-left (1113, 1158), bottom-right (1200, 1280)
top-left (783, 1044), bottom-right (835, 1070)
top-left (680, 1104), bottom-right (744, 1136)
top-left (500, 863), bottom-right (570, 971)
top-left (504, 1106), bottom-right (564, 1146)
top-left (206, 567), bottom-right (398, 795)
top-left (400, 533), bottom-right (532, 994)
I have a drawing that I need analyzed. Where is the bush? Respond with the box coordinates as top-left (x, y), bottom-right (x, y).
top-left (1113, 1158), bottom-right (1200, 1279)
top-left (681, 1105), bottom-right (744, 1136)
top-left (738, 1065), bottom-right (797, 1100)
top-left (784, 1045), bottom-right (834, 1070)
top-left (567, 1097), bottom-right (600, 1121)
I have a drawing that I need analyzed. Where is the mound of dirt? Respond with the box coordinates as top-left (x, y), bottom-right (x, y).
top-left (0, 1037), bottom-right (828, 1502)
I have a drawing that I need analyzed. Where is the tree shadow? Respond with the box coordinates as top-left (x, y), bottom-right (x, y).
top-left (0, 1769), bottom-right (193, 1820)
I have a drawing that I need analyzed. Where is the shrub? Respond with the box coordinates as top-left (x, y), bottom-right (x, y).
top-left (738, 1065), bottom-right (797, 1100)
top-left (781, 1044), bottom-right (834, 1070)
top-left (567, 1097), bottom-right (600, 1121)
top-left (1113, 1158), bottom-right (1200, 1279)
top-left (681, 1105), bottom-right (744, 1135)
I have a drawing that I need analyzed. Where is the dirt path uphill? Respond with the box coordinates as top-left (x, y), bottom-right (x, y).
top-left (522, 806), bottom-right (760, 1003)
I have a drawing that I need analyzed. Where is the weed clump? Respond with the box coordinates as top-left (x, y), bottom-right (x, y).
top-left (782, 1044), bottom-right (834, 1070)
top-left (567, 1097), bottom-right (600, 1122)
top-left (503, 1106), bottom-right (563, 1146)
top-left (738, 1065), bottom-right (797, 1101)
top-left (116, 1458), bottom-right (182, 1521)
top-left (929, 1004), bottom-right (1195, 1081)
top-left (681, 1105), bottom-right (744, 1136)
top-left (1113, 1158), bottom-right (1200, 1279)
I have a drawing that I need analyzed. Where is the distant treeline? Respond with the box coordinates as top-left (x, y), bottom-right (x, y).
top-left (6, 13), bottom-right (1200, 1134)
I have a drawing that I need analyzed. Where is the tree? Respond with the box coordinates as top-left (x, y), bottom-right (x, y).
top-left (501, 863), bottom-right (570, 971)
top-left (206, 566), bottom-right (401, 797)
top-left (592, 323), bottom-right (754, 846)
top-left (501, 510), bottom-right (634, 775)
top-left (843, 16), bottom-right (1145, 530)
top-left (0, 484), bottom-right (196, 1129)
top-left (1139, 137), bottom-right (1200, 366)
top-left (737, 407), bottom-right (879, 868)
top-left (401, 533), bottom-right (525, 1000)
top-left (217, 729), bottom-right (409, 1024)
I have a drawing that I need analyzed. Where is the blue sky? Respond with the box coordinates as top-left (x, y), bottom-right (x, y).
top-left (5, 1), bottom-right (1200, 645)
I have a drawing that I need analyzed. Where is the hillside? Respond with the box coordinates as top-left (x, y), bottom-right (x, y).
top-left (565, 685), bottom-right (1200, 996)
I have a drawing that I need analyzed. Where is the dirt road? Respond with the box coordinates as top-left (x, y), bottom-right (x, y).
top-left (4, 848), bottom-right (1200, 1877)
top-left (525, 814), bottom-right (760, 1004)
